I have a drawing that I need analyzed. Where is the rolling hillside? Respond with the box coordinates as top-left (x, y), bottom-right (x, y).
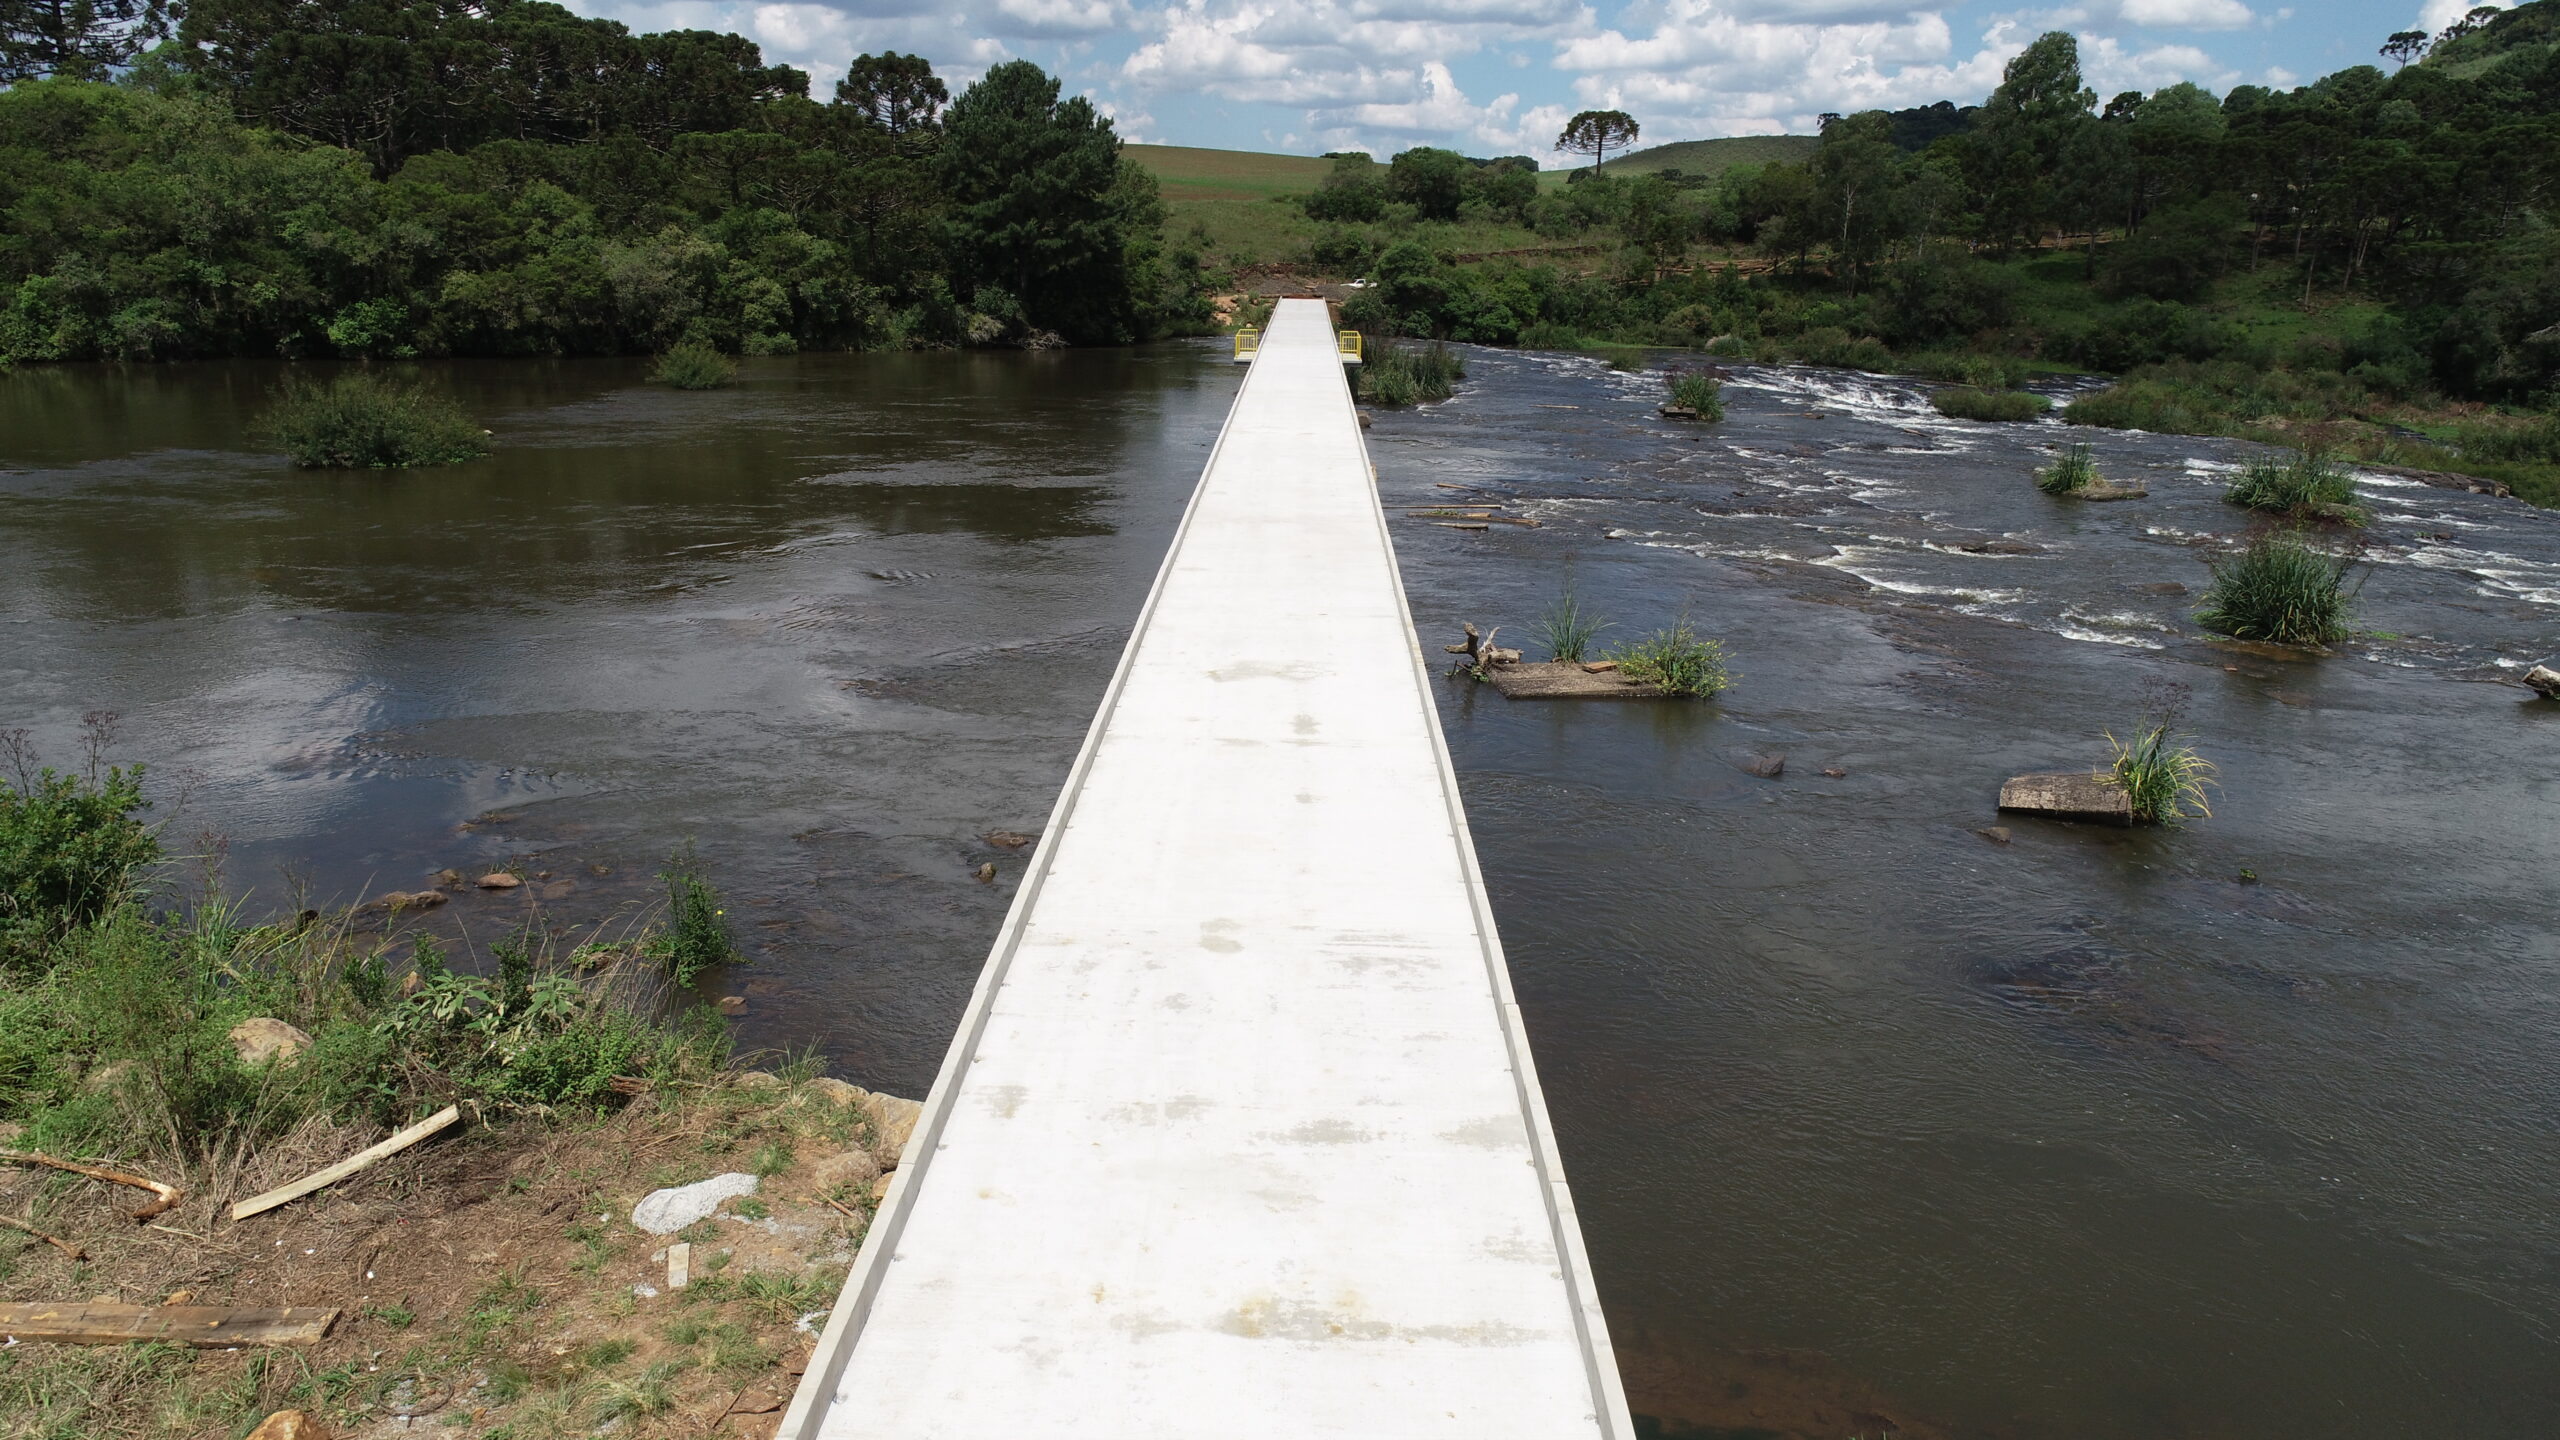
top-left (1546, 134), bottom-right (1818, 187)
top-left (1125, 144), bottom-right (1338, 203)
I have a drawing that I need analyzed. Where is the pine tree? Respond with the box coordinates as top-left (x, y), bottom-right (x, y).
top-left (0, 0), bottom-right (158, 81)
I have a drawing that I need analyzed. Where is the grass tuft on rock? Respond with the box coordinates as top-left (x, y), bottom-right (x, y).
top-left (1356, 338), bottom-right (1464, 406)
top-left (652, 340), bottom-right (739, 390)
top-left (2107, 722), bottom-right (2215, 825)
top-left (1533, 582), bottom-right (1611, 662)
top-left (1664, 369), bottom-right (1725, 421)
top-left (265, 374), bottom-right (490, 469)
top-left (2195, 530), bottom-right (2359, 647)
top-left (2223, 447), bottom-right (2365, 525)
top-left (1606, 620), bottom-right (1733, 698)
top-left (1931, 386), bottom-right (2050, 423)
top-left (2036, 444), bottom-right (2100, 495)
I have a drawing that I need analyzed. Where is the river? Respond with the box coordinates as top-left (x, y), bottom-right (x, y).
top-left (3, 344), bottom-right (2555, 1438)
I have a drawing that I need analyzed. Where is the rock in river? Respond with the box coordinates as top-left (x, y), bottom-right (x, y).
top-left (2524, 663), bottom-right (2560, 698)
top-left (1997, 772), bottom-right (2134, 826)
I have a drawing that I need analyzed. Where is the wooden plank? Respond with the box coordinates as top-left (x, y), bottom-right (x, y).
top-left (0, 1302), bottom-right (337, 1347)
top-left (227, 1104), bottom-right (461, 1221)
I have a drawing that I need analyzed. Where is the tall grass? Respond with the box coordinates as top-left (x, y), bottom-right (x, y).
top-left (1606, 620), bottom-right (1733, 697)
top-left (1932, 387), bottom-right (2050, 422)
top-left (1533, 583), bottom-right (1611, 662)
top-left (2454, 412), bottom-right (2560, 464)
top-left (652, 339), bottom-right (738, 390)
top-left (2036, 444), bottom-right (2100, 495)
top-left (1664, 369), bottom-right (1725, 421)
top-left (2106, 723), bottom-right (2215, 825)
top-left (2223, 447), bottom-right (2364, 525)
top-left (1357, 338), bottom-right (1464, 406)
top-left (653, 841), bottom-right (737, 988)
top-left (264, 374), bottom-right (489, 469)
top-left (2194, 530), bottom-right (2359, 646)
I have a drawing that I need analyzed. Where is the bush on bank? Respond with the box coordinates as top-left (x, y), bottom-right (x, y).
top-left (0, 748), bottom-right (729, 1169)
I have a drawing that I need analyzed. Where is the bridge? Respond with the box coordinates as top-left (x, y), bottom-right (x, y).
top-left (780, 299), bottom-right (1632, 1439)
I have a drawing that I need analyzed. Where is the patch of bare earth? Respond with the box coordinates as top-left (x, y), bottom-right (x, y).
top-left (0, 1076), bottom-right (916, 1439)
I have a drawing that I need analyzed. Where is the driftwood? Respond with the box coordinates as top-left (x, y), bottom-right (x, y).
top-left (0, 1301), bottom-right (337, 1348)
top-left (1442, 623), bottom-right (1521, 668)
top-left (0, 1149), bottom-right (182, 1221)
top-left (227, 1104), bottom-right (461, 1222)
top-left (0, 1215), bottom-right (85, 1260)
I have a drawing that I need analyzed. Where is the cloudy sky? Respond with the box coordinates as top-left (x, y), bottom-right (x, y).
top-left (575, 0), bottom-right (2502, 160)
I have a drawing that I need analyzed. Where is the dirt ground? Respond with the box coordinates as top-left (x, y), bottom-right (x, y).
top-left (0, 1075), bottom-right (910, 1439)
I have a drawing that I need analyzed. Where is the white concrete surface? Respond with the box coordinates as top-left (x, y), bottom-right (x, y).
top-left (782, 299), bottom-right (1631, 1440)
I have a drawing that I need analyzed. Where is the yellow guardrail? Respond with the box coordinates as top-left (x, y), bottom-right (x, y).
top-left (1337, 330), bottom-right (1363, 364)
top-left (1232, 328), bottom-right (1260, 362)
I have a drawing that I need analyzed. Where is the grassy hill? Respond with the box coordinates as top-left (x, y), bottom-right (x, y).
top-left (1126, 144), bottom-right (1338, 203)
top-left (1544, 135), bottom-right (1817, 188)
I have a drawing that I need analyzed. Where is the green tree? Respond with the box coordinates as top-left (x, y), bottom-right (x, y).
top-left (1386, 147), bottom-right (1468, 221)
top-left (1807, 110), bottom-right (1905, 287)
top-left (1304, 154), bottom-right (1386, 222)
top-left (935, 60), bottom-right (1134, 341)
top-left (1969, 30), bottom-right (2094, 248)
top-left (0, 0), bottom-right (158, 80)
top-left (836, 50), bottom-right (946, 152)
top-left (1557, 109), bottom-right (1639, 171)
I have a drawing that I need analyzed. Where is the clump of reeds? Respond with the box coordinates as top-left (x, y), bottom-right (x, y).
top-left (2223, 447), bottom-right (2365, 525)
top-left (1664, 369), bottom-right (1725, 421)
top-left (1357, 338), bottom-right (1464, 406)
top-left (650, 840), bottom-right (737, 988)
top-left (2194, 530), bottom-right (2359, 646)
top-left (1931, 387), bottom-right (2050, 422)
top-left (265, 374), bottom-right (490, 469)
top-left (2106, 722), bottom-right (2215, 825)
top-left (1606, 619), bottom-right (1733, 697)
top-left (652, 339), bottom-right (738, 390)
top-left (2036, 443), bottom-right (2100, 495)
top-left (1533, 582), bottom-right (1611, 662)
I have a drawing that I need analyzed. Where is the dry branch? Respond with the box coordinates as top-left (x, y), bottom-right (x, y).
top-left (0, 1149), bottom-right (182, 1221)
top-left (0, 1301), bottom-right (337, 1347)
top-left (0, 1214), bottom-right (86, 1260)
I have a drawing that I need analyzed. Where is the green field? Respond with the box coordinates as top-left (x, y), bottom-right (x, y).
top-left (1545, 135), bottom-right (1817, 188)
top-left (1126, 144), bottom-right (1339, 202)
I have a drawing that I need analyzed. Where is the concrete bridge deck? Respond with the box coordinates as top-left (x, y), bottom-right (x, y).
top-left (782, 299), bottom-right (1630, 1439)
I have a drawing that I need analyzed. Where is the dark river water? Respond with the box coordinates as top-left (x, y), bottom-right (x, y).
top-left (5, 345), bottom-right (2556, 1438)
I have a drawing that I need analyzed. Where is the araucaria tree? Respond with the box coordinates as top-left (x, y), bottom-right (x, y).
top-left (0, 0), bottom-right (158, 81)
top-left (1557, 109), bottom-right (1640, 171)
top-left (837, 50), bottom-right (948, 153)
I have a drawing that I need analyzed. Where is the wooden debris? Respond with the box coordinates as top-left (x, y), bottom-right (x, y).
top-left (1579, 660), bottom-right (1619, 673)
top-left (0, 1215), bottom-right (85, 1260)
top-left (0, 1149), bottom-right (182, 1221)
top-left (227, 1104), bottom-right (460, 1222)
top-left (1433, 522), bottom-right (1489, 531)
top-left (0, 1301), bottom-right (338, 1347)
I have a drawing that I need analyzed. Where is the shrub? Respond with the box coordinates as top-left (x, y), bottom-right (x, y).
top-left (2036, 444), bottom-right (2100, 495)
top-left (1607, 620), bottom-right (1733, 697)
top-left (2098, 198), bottom-right (2243, 303)
top-left (1515, 321), bottom-right (1585, 350)
top-left (2107, 723), bottom-right (2215, 825)
top-left (1664, 369), bottom-right (1725, 420)
top-left (652, 339), bottom-right (738, 390)
top-left (1533, 583), bottom-right (1611, 662)
top-left (2454, 412), bottom-right (2560, 464)
top-left (2195, 531), bottom-right (2359, 646)
top-left (1307, 228), bottom-right (1378, 276)
top-left (1933, 387), bottom-right (2050, 422)
top-left (264, 374), bottom-right (490, 469)
top-left (0, 754), bottom-right (158, 963)
top-left (2224, 448), bottom-right (2365, 525)
top-left (2063, 378), bottom-right (2204, 432)
top-left (1356, 338), bottom-right (1464, 406)
top-left (651, 842), bottom-right (736, 988)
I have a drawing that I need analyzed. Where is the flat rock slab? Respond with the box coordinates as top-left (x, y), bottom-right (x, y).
top-left (1998, 773), bottom-right (2133, 826)
top-left (1484, 661), bottom-right (1673, 700)
top-left (632, 1172), bottom-right (759, 1234)
top-left (2073, 481), bottom-right (2149, 501)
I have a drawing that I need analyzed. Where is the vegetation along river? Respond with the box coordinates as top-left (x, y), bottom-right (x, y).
top-left (4, 344), bottom-right (2556, 1438)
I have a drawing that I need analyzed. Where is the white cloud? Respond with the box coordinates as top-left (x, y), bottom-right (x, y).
top-left (2119, 0), bottom-right (2252, 29)
top-left (2417, 0), bottom-right (2502, 30)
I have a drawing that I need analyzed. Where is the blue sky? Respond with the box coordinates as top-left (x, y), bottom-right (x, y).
top-left (573, 0), bottom-right (2504, 160)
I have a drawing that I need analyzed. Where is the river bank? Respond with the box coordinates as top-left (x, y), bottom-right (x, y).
top-left (0, 1068), bottom-right (909, 1439)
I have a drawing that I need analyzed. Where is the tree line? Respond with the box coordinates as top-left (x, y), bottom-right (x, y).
top-left (0, 0), bottom-right (1215, 364)
top-left (1313, 5), bottom-right (2560, 408)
